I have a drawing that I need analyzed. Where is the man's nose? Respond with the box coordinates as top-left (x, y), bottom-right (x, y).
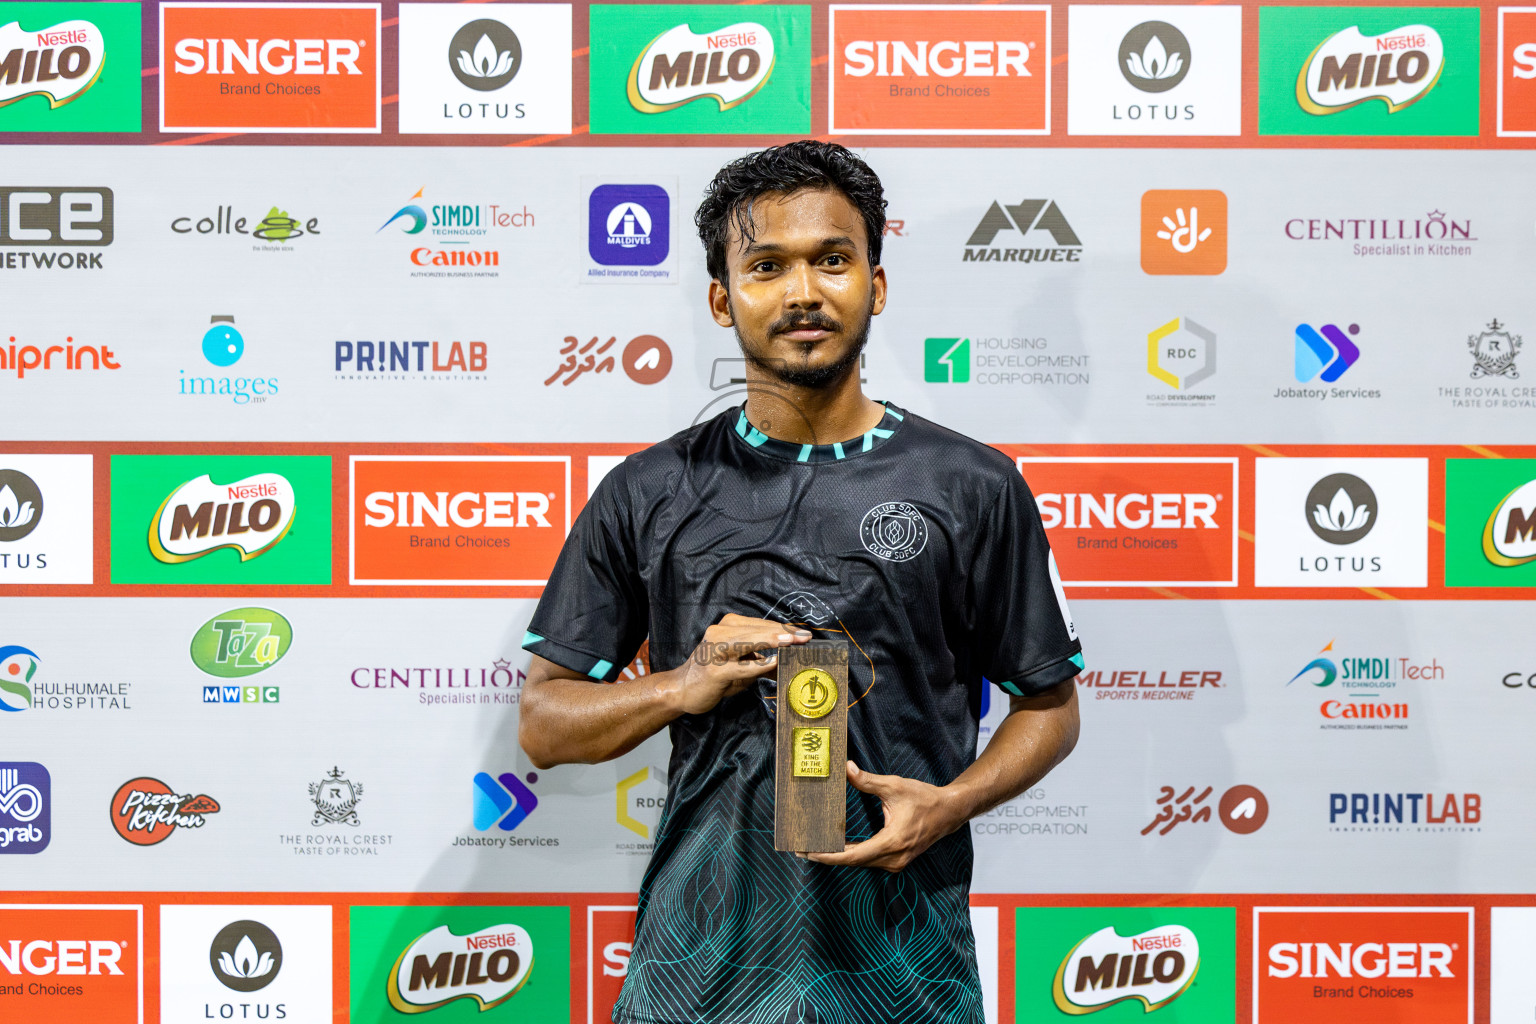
top-left (782, 262), bottom-right (821, 309)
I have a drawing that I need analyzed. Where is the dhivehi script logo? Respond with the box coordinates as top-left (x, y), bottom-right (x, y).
top-left (1484, 477), bottom-right (1536, 567)
top-left (0, 19), bottom-right (105, 110)
top-left (627, 21), bottom-right (774, 113)
top-left (149, 473), bottom-right (296, 564)
top-left (1297, 24), bottom-right (1445, 115)
top-left (387, 923), bottom-right (533, 1013)
top-left (860, 501), bottom-right (928, 562)
top-left (1052, 924), bottom-right (1200, 1014)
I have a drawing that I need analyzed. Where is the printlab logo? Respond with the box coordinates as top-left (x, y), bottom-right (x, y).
top-left (1329, 790), bottom-right (1481, 831)
top-left (210, 920), bottom-right (281, 992)
top-left (0, 4), bottom-right (141, 132)
top-left (1146, 317), bottom-right (1216, 400)
top-left (860, 502), bottom-right (927, 562)
top-left (0, 470), bottom-right (42, 542)
top-left (310, 767), bottom-right (362, 826)
top-left (1468, 319), bottom-right (1522, 379)
top-left (1306, 474), bottom-right (1377, 544)
top-left (0, 762), bottom-right (50, 853)
top-left (1121, 21), bottom-right (1190, 92)
top-left (170, 204), bottom-right (320, 249)
top-left (546, 334), bottom-right (672, 386)
top-left (588, 184), bottom-right (670, 268)
top-left (110, 777), bottom-right (220, 845)
top-left (962, 199), bottom-right (1082, 263)
top-left (1141, 190), bottom-right (1226, 274)
top-left (1141, 784), bottom-right (1268, 835)
top-left (179, 315), bottom-right (279, 405)
top-left (0, 644), bottom-right (38, 712)
top-left (473, 771), bottom-right (538, 832)
top-left (0, 186), bottom-right (113, 270)
top-left (449, 19), bottom-right (519, 90)
top-left (1294, 322), bottom-right (1361, 382)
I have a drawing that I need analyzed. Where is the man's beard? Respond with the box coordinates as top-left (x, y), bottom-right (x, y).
top-left (735, 305), bottom-right (872, 390)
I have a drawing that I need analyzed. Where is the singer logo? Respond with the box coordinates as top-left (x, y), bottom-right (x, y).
top-left (387, 923), bottom-right (533, 1013)
top-left (1254, 907), bottom-right (1471, 1023)
top-left (588, 906), bottom-right (637, 1024)
top-left (1499, 9), bottom-right (1536, 135)
top-left (828, 5), bottom-right (1050, 135)
top-left (349, 456), bottom-right (569, 585)
top-left (159, 3), bottom-right (381, 132)
top-left (149, 473), bottom-right (296, 564)
top-left (0, 904), bottom-right (141, 1022)
top-left (1014, 456), bottom-right (1237, 587)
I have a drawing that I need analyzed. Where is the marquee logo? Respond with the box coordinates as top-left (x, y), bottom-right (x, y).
top-left (148, 473), bottom-right (296, 564)
top-left (0, 17), bottom-right (103, 110)
top-left (0, 904), bottom-right (141, 1021)
top-left (110, 777), bottom-right (220, 845)
top-left (629, 20), bottom-right (773, 113)
top-left (963, 199), bottom-right (1081, 263)
top-left (1052, 924), bottom-right (1198, 1013)
top-left (0, 762), bottom-right (49, 853)
top-left (160, 2), bottom-right (381, 133)
top-left (190, 607), bottom-right (292, 678)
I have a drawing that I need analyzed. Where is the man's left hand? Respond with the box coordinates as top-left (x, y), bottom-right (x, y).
top-left (803, 761), bottom-right (964, 873)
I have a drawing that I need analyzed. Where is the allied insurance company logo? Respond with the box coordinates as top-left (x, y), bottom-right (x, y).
top-left (828, 5), bottom-right (1049, 135)
top-left (962, 198), bottom-right (1081, 264)
top-left (0, 762), bottom-right (50, 854)
top-left (588, 184), bottom-right (670, 268)
top-left (0, 185), bottom-right (113, 271)
top-left (110, 777), bottom-right (220, 845)
top-left (1140, 190), bottom-right (1226, 275)
top-left (387, 922), bottom-right (534, 1013)
top-left (0, 904), bottom-right (141, 1021)
top-left (159, 2), bottom-right (382, 133)
top-left (1253, 907), bottom-right (1471, 1022)
top-left (0, 3), bottom-right (141, 132)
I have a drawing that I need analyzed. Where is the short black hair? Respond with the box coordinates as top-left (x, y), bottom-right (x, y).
top-left (695, 140), bottom-right (887, 285)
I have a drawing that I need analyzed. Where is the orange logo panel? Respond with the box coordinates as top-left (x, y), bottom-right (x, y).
top-left (1017, 458), bottom-right (1236, 587)
top-left (0, 905), bottom-right (141, 1023)
top-left (1141, 190), bottom-right (1228, 275)
top-left (829, 6), bottom-right (1049, 134)
top-left (1254, 908), bottom-right (1471, 1023)
top-left (350, 458), bottom-right (569, 585)
top-left (1501, 10), bottom-right (1536, 134)
top-left (589, 907), bottom-right (637, 1024)
top-left (160, 4), bottom-right (380, 132)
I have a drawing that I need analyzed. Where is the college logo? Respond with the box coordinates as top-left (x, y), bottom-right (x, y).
top-left (191, 607), bottom-right (292, 679)
top-left (1258, 7), bottom-right (1479, 137)
top-left (179, 315), bottom-right (278, 405)
top-left (828, 5), bottom-right (1049, 135)
top-left (1445, 459), bottom-right (1536, 586)
top-left (110, 777), bottom-right (220, 845)
top-left (170, 204), bottom-right (320, 249)
top-left (1499, 8), bottom-right (1536, 134)
top-left (349, 456), bottom-right (568, 585)
top-left (0, 4), bottom-right (141, 131)
top-left (473, 771), bottom-right (538, 832)
top-left (148, 473), bottom-right (295, 564)
top-left (1468, 318), bottom-right (1521, 379)
top-left (1255, 907), bottom-right (1471, 1022)
top-left (0, 904), bottom-right (141, 1021)
top-left (963, 199), bottom-right (1081, 263)
top-left (1146, 317), bottom-right (1216, 395)
top-left (1053, 924), bottom-right (1198, 1013)
top-left (859, 502), bottom-right (927, 562)
top-left (589, 4), bottom-right (809, 134)
top-left (160, 2), bottom-right (381, 133)
top-left (210, 919), bottom-right (281, 992)
top-left (309, 767), bottom-right (362, 826)
top-left (0, 762), bottom-right (49, 853)
top-left (1141, 190), bottom-right (1226, 274)
top-left (1016, 457), bottom-right (1237, 587)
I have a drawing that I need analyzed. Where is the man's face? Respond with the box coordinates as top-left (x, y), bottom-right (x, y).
top-left (709, 188), bottom-right (886, 389)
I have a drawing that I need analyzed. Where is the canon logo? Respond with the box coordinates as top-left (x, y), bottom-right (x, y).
top-left (1037, 492), bottom-right (1218, 530)
top-left (172, 37), bottom-right (363, 75)
top-left (0, 940), bottom-right (124, 976)
top-left (1267, 942), bottom-right (1453, 979)
top-left (364, 491), bottom-right (552, 529)
top-left (842, 40), bottom-right (1030, 77)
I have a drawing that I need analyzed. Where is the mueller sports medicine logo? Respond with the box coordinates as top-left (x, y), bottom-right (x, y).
top-left (110, 777), bottom-right (220, 845)
top-left (387, 923), bottom-right (534, 1013)
top-left (148, 473), bottom-right (296, 564)
top-left (1297, 24), bottom-right (1444, 115)
top-left (0, 18), bottom-right (104, 110)
top-left (963, 199), bottom-right (1081, 263)
top-left (160, 2), bottom-right (381, 132)
top-left (0, 762), bottom-right (49, 854)
top-left (628, 20), bottom-right (773, 113)
top-left (1053, 924), bottom-right (1198, 1013)
top-left (0, 186), bottom-right (112, 270)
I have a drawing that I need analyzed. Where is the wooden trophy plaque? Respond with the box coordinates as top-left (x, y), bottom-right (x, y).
top-left (773, 638), bottom-right (849, 853)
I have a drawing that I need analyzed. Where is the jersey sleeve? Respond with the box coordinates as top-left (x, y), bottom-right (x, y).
top-left (521, 461), bottom-right (649, 682)
top-left (967, 467), bottom-right (1084, 697)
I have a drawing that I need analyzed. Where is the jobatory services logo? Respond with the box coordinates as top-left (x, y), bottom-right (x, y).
top-left (0, 456), bottom-right (93, 583)
top-left (588, 4), bottom-right (810, 134)
top-left (396, 3), bottom-right (571, 134)
top-left (1, 643), bottom-right (131, 712)
top-left (1499, 8), bottom-right (1536, 134)
top-left (110, 777), bottom-right (220, 845)
top-left (1286, 638), bottom-right (1442, 729)
top-left (375, 186), bottom-right (532, 278)
top-left (109, 455), bottom-right (332, 586)
top-left (1142, 784), bottom-right (1269, 836)
top-left (1254, 458), bottom-right (1429, 587)
top-left (1279, 322), bottom-right (1383, 402)
top-left (1445, 458), bottom-right (1536, 586)
top-left (349, 456), bottom-right (569, 585)
top-left (472, 771), bottom-right (541, 834)
top-left (1146, 317), bottom-right (1216, 405)
top-left (1255, 907), bottom-right (1471, 1022)
top-left (828, 5), bottom-right (1049, 135)
top-left (1257, 7), bottom-right (1480, 136)
top-left (160, 905), bottom-right (332, 1023)
top-left (0, 186), bottom-right (112, 270)
top-left (178, 315), bottom-right (278, 405)
top-left (1016, 457), bottom-right (1237, 587)
top-left (962, 199), bottom-right (1082, 263)
top-left (0, 762), bottom-right (49, 853)
top-left (159, 2), bottom-right (381, 133)
top-left (1068, 6), bottom-right (1242, 135)
top-left (0, 904), bottom-right (142, 1022)
top-left (1141, 190), bottom-right (1227, 275)
top-left (546, 334), bottom-right (672, 386)
top-left (350, 906), bottom-right (570, 1022)
top-left (0, 3), bottom-right (142, 132)
top-left (923, 334), bottom-right (1089, 388)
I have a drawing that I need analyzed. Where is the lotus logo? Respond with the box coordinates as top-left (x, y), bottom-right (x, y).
top-left (148, 472), bottom-right (296, 564)
top-left (1052, 924), bottom-right (1199, 1013)
top-left (0, 470), bottom-right (43, 542)
top-left (1305, 473), bottom-right (1377, 544)
top-left (627, 21), bottom-right (775, 113)
top-left (1297, 24), bottom-right (1445, 115)
top-left (210, 920), bottom-right (282, 993)
top-left (387, 923), bottom-right (533, 1013)
top-left (449, 19), bottom-right (521, 91)
top-left (0, 20), bottom-right (105, 110)
top-left (0, 486), bottom-right (36, 531)
top-left (1119, 22), bottom-right (1190, 93)
top-left (859, 502), bottom-right (928, 562)
top-left (1483, 477), bottom-right (1536, 567)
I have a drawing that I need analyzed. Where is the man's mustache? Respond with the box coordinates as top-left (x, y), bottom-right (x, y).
top-left (770, 312), bottom-right (842, 336)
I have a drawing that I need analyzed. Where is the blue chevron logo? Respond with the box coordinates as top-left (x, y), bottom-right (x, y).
top-left (472, 771), bottom-right (538, 832)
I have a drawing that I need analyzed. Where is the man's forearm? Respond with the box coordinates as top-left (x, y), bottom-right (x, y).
top-left (519, 664), bottom-right (685, 769)
top-left (944, 681), bottom-right (1080, 825)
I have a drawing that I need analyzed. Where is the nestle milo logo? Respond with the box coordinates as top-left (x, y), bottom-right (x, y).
top-left (190, 607), bottom-right (292, 678)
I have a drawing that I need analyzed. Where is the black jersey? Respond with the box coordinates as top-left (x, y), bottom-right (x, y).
top-left (523, 401), bottom-right (1082, 1024)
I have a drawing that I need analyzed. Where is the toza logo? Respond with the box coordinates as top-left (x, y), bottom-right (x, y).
top-left (449, 19), bottom-right (519, 91)
top-left (627, 21), bottom-right (774, 113)
top-left (1120, 21), bottom-right (1189, 92)
top-left (1298, 24), bottom-right (1445, 115)
top-left (210, 919), bottom-right (281, 993)
top-left (148, 472), bottom-right (297, 564)
top-left (1053, 923), bottom-right (1199, 1013)
top-left (190, 608), bottom-right (292, 679)
top-left (387, 923), bottom-right (534, 1013)
top-left (1306, 473), bottom-right (1377, 544)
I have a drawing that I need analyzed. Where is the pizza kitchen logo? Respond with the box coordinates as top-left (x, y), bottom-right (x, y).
top-left (1053, 923), bottom-right (1198, 1014)
top-left (148, 473), bottom-right (296, 564)
top-left (110, 777), bottom-right (220, 845)
top-left (387, 923), bottom-right (534, 1013)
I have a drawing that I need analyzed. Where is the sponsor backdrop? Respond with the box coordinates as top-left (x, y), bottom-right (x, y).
top-left (1, 0), bottom-right (1534, 1022)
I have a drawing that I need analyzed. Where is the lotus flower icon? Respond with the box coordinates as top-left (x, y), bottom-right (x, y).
top-left (1313, 488), bottom-right (1371, 534)
top-left (0, 485), bottom-right (34, 531)
top-left (1118, 21), bottom-right (1191, 93)
top-left (1126, 33), bottom-right (1183, 83)
top-left (458, 33), bottom-right (515, 80)
top-left (218, 934), bottom-right (274, 980)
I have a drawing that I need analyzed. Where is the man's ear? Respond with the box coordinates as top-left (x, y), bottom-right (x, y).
top-left (709, 278), bottom-right (734, 328)
top-left (870, 264), bottom-right (887, 317)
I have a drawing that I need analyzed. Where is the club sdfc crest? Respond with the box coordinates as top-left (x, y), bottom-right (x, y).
top-left (860, 502), bottom-right (928, 562)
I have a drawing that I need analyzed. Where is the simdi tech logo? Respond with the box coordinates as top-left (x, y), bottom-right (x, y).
top-left (160, 2), bottom-right (381, 133)
top-left (1257, 7), bottom-right (1480, 136)
top-left (0, 903), bottom-right (142, 1023)
top-left (1499, 8), bottom-right (1536, 135)
top-left (0, 2), bottom-right (141, 132)
top-left (109, 454), bottom-right (332, 585)
top-left (589, 4), bottom-right (810, 134)
top-left (828, 5), bottom-right (1049, 136)
top-left (1445, 458), bottom-right (1536, 586)
top-left (1253, 907), bottom-right (1471, 1023)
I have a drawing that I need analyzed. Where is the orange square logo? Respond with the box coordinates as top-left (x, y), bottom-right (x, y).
top-left (349, 457), bottom-right (570, 585)
top-left (829, 5), bottom-right (1050, 135)
top-left (1254, 907), bottom-right (1472, 1024)
top-left (0, 904), bottom-right (142, 1023)
top-left (1141, 189), bottom-right (1227, 275)
top-left (160, 3), bottom-right (381, 133)
top-left (1015, 457), bottom-right (1237, 587)
top-left (1499, 9), bottom-right (1536, 135)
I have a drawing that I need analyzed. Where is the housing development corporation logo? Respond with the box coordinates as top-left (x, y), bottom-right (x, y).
top-left (0, 3), bottom-right (141, 131)
top-left (963, 199), bottom-right (1081, 264)
top-left (0, 762), bottom-right (49, 853)
top-left (110, 777), bottom-right (220, 845)
top-left (1445, 459), bottom-right (1536, 586)
top-left (923, 334), bottom-right (1089, 389)
top-left (828, 5), bottom-right (1049, 135)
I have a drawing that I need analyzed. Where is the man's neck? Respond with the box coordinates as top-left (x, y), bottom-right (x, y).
top-left (741, 369), bottom-right (886, 446)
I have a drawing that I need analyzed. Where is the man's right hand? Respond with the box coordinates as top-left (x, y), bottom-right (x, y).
top-left (661, 613), bottom-right (812, 716)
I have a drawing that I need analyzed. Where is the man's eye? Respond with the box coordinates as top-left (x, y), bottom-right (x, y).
top-left (824, 254), bottom-right (847, 266)
top-left (754, 261), bottom-right (777, 272)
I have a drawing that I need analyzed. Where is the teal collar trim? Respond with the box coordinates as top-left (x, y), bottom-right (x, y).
top-left (731, 401), bottom-right (906, 463)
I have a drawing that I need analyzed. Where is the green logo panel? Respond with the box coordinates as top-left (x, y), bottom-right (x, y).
top-left (190, 607), bottom-right (293, 677)
top-left (1445, 458), bottom-right (1536, 587)
top-left (349, 905), bottom-right (571, 1023)
top-left (1015, 906), bottom-right (1236, 1022)
top-left (0, 3), bottom-right (142, 132)
top-left (589, 4), bottom-right (810, 135)
top-left (109, 454), bottom-right (331, 585)
top-left (924, 338), bottom-right (970, 383)
top-left (1257, 7), bottom-right (1479, 136)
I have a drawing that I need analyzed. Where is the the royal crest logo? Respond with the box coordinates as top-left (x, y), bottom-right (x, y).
top-left (148, 472), bottom-right (297, 564)
top-left (1483, 477), bottom-right (1536, 567)
top-left (1469, 319), bottom-right (1522, 379)
top-left (1052, 924), bottom-right (1200, 1014)
top-left (1297, 24), bottom-right (1445, 115)
top-left (859, 501), bottom-right (928, 562)
top-left (110, 776), bottom-right (220, 845)
top-left (627, 21), bottom-right (774, 113)
top-left (309, 766), bottom-right (363, 826)
top-left (0, 18), bottom-right (103, 110)
top-left (387, 923), bottom-right (534, 1012)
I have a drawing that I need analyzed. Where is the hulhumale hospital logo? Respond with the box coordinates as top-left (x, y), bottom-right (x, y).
top-left (0, 644), bottom-right (39, 711)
